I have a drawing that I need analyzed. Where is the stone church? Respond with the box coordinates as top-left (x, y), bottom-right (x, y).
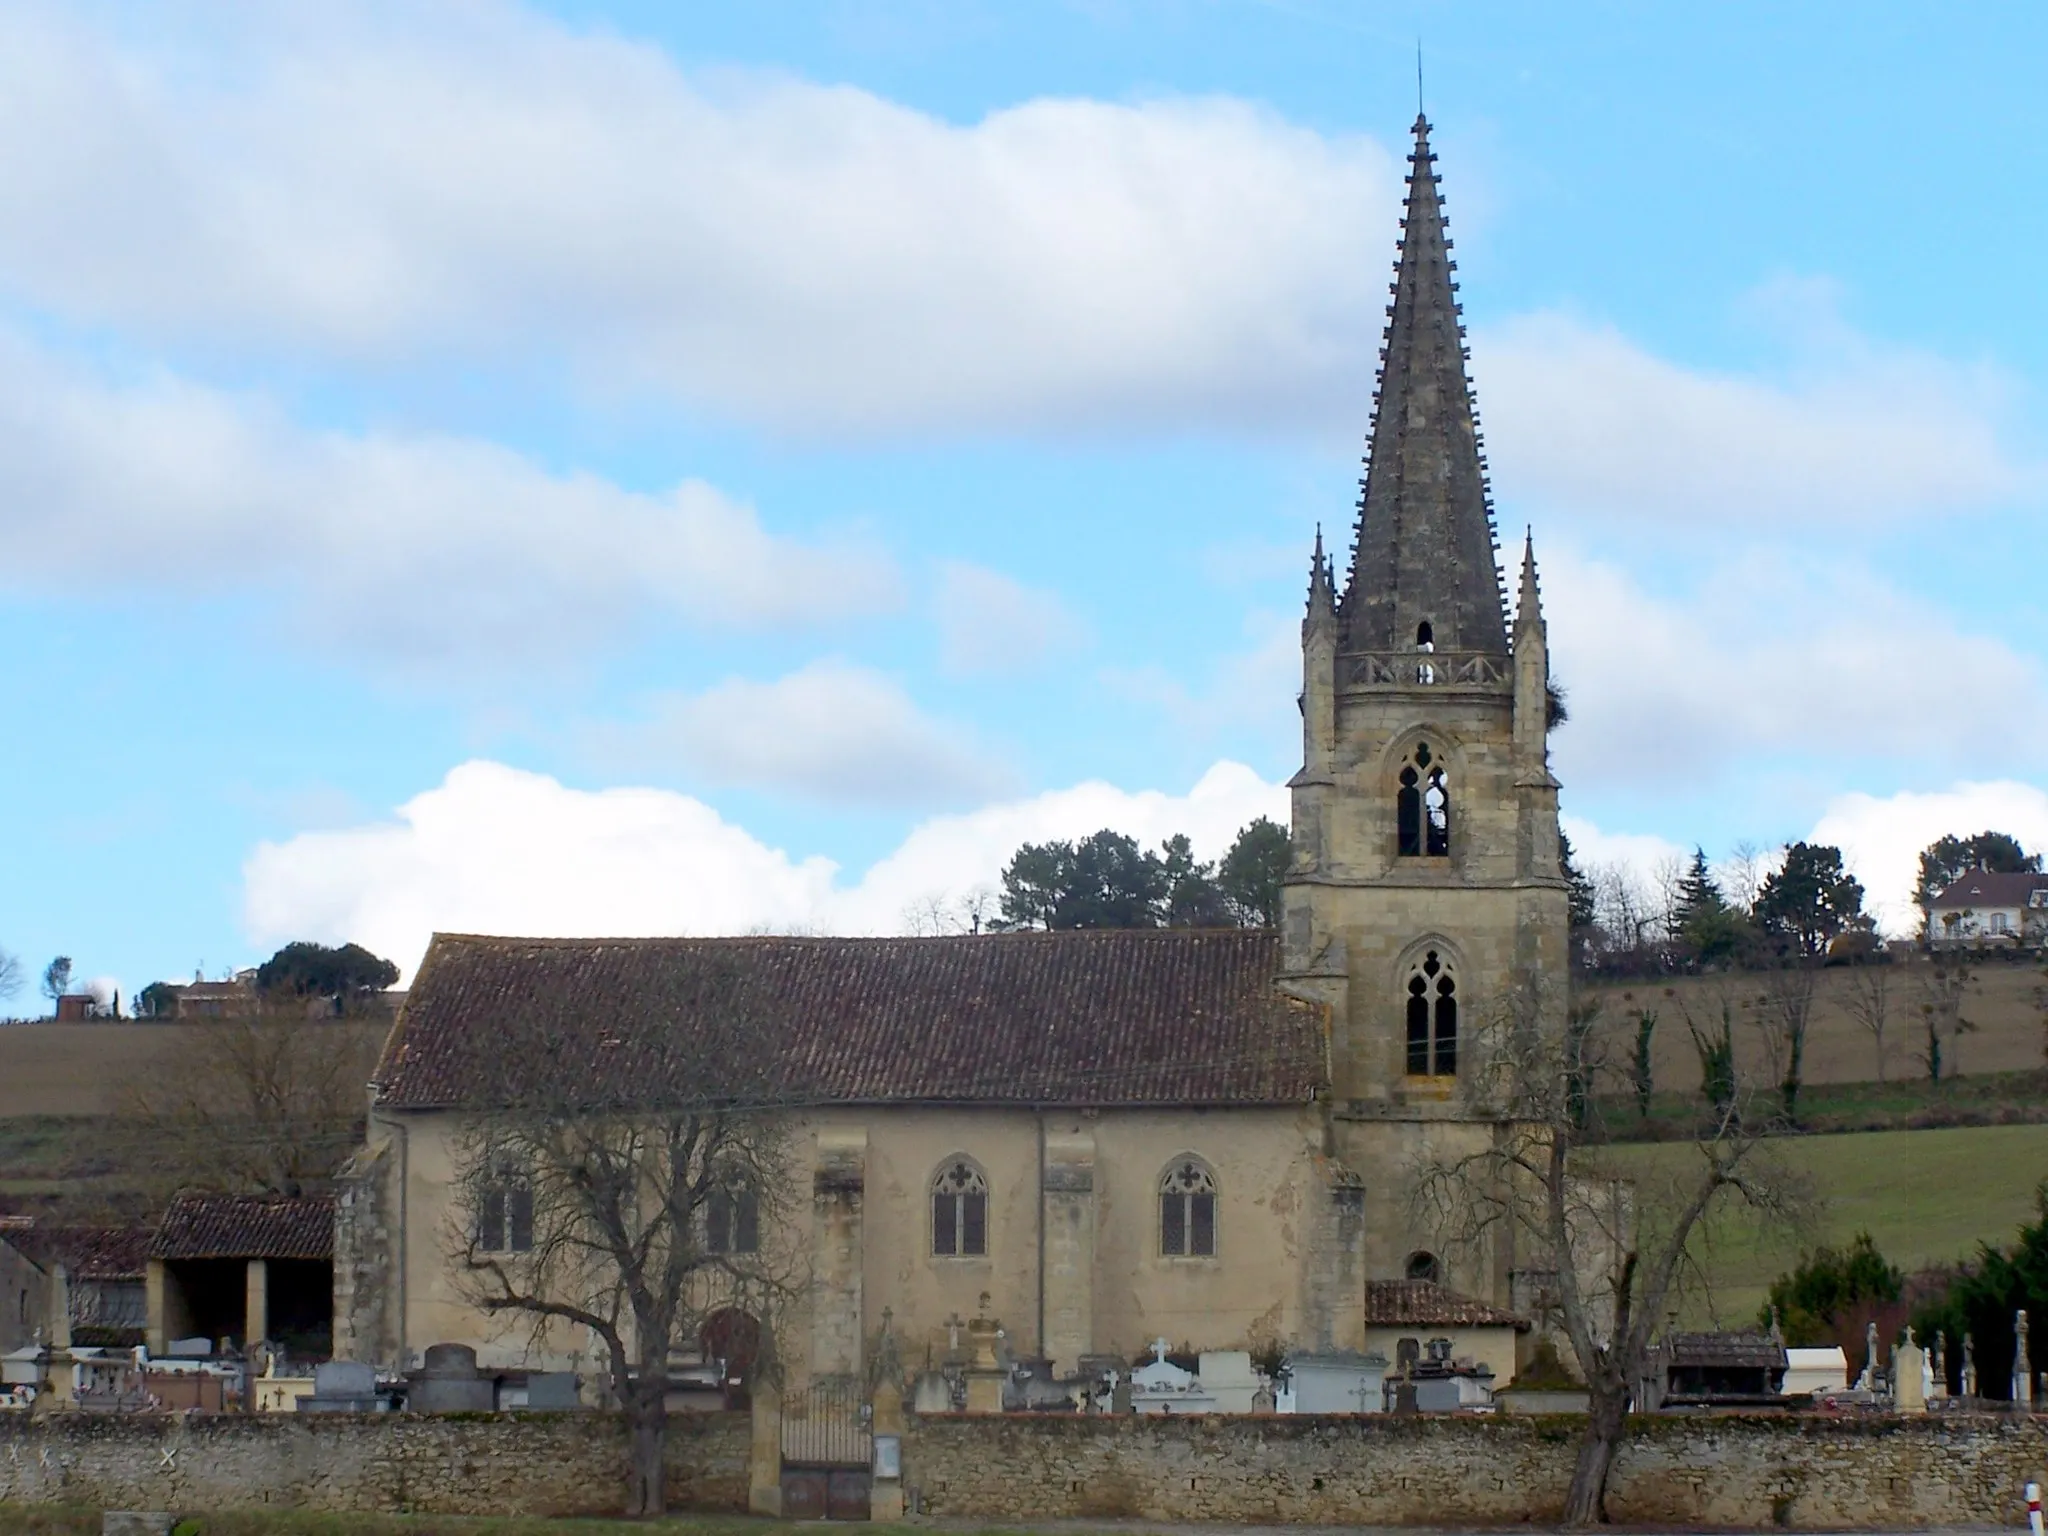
top-left (334, 114), bottom-right (1566, 1392)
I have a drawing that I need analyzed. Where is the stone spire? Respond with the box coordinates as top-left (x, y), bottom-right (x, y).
top-left (1306, 523), bottom-right (1336, 625)
top-left (1513, 527), bottom-right (1544, 647)
top-left (1341, 114), bottom-right (1508, 657)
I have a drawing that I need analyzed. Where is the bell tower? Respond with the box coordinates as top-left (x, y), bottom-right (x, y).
top-left (1284, 116), bottom-right (1568, 1300)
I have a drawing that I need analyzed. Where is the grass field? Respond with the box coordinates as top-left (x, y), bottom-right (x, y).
top-left (1600, 1123), bottom-right (2048, 1325)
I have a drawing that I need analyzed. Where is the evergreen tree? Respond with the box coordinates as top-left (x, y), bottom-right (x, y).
top-left (1755, 842), bottom-right (1866, 957)
top-left (1914, 832), bottom-right (2040, 909)
top-left (1216, 817), bottom-right (1290, 928)
top-left (1559, 832), bottom-right (1598, 967)
top-left (1761, 1231), bottom-right (1903, 1347)
top-left (1671, 847), bottom-right (1750, 964)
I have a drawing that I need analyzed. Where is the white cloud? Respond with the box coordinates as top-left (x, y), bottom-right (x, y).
top-left (242, 757), bottom-right (1287, 978)
top-left (1477, 307), bottom-right (2029, 528)
top-left (1543, 546), bottom-right (2048, 792)
top-left (585, 660), bottom-right (1012, 807)
top-left (1104, 609), bottom-right (1300, 737)
top-left (934, 562), bottom-right (1086, 676)
top-left (1811, 780), bottom-right (2048, 935)
top-left (0, 333), bottom-right (897, 667)
top-left (0, 4), bottom-right (1395, 436)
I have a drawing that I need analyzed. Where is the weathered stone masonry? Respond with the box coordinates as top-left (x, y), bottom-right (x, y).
top-left (6, 1410), bottom-right (2047, 1527)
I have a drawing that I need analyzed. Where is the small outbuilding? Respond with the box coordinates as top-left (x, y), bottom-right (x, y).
top-left (1364, 1279), bottom-right (1528, 1388)
top-left (147, 1193), bottom-right (334, 1359)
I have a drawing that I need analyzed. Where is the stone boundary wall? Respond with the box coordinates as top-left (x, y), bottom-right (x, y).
top-left (4, 1408), bottom-right (2046, 1526)
top-left (898, 1412), bottom-right (2048, 1529)
top-left (0, 1411), bottom-right (749, 1518)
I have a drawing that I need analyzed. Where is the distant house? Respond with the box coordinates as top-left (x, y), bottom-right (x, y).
top-left (1926, 871), bottom-right (2048, 947)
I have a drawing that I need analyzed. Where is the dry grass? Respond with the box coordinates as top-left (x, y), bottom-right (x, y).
top-left (1584, 955), bottom-right (2046, 1093)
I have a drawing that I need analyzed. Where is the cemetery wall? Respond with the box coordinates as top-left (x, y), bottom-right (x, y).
top-left (0, 1410), bottom-right (750, 1517)
top-left (4, 1407), bottom-right (2046, 1526)
top-left (898, 1412), bottom-right (2048, 1528)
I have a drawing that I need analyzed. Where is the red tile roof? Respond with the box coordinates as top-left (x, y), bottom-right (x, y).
top-left (1930, 871), bottom-right (2048, 908)
top-left (1365, 1280), bottom-right (1529, 1331)
top-left (1, 1223), bottom-right (151, 1279)
top-left (375, 930), bottom-right (1326, 1112)
top-left (150, 1194), bottom-right (334, 1261)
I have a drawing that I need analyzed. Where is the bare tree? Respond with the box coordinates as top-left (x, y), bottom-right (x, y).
top-left (1916, 951), bottom-right (1976, 1084)
top-left (1840, 959), bottom-right (1894, 1082)
top-left (114, 1002), bottom-right (384, 1209)
top-left (900, 887), bottom-right (999, 937)
top-left (1752, 962), bottom-right (1819, 1124)
top-left (1719, 841), bottom-right (1771, 916)
top-left (446, 977), bottom-right (800, 1517)
top-left (1593, 862), bottom-right (1660, 963)
top-left (1411, 984), bottom-right (1805, 1525)
top-left (0, 947), bottom-right (22, 1006)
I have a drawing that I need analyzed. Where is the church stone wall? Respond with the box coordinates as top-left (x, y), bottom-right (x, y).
top-left (380, 1101), bottom-right (1333, 1382)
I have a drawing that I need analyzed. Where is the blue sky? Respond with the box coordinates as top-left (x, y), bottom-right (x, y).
top-left (2, 0), bottom-right (2045, 1000)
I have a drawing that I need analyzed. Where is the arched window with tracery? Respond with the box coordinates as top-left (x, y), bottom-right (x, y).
top-left (1405, 949), bottom-right (1458, 1077)
top-left (1159, 1157), bottom-right (1217, 1257)
top-left (931, 1158), bottom-right (988, 1257)
top-left (1396, 741), bottom-right (1451, 858)
top-left (1406, 1250), bottom-right (1442, 1283)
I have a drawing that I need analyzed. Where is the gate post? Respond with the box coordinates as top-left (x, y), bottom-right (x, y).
top-left (870, 1377), bottom-right (906, 1521)
top-left (748, 1376), bottom-right (783, 1515)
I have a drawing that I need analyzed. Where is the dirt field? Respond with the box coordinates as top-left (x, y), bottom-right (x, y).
top-left (0, 1020), bottom-right (392, 1115)
top-left (1584, 956), bottom-right (2044, 1093)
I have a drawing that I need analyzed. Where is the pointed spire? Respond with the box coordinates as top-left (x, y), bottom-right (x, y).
top-left (1514, 527), bottom-right (1544, 645)
top-left (1341, 114), bottom-right (1508, 657)
top-left (1306, 522), bottom-right (1336, 623)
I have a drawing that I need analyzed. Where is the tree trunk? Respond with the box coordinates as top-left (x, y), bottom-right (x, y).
top-left (1563, 1386), bottom-right (1628, 1526)
top-left (628, 1382), bottom-right (669, 1516)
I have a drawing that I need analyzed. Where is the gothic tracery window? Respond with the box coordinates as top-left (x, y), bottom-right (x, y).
top-left (1397, 742), bottom-right (1451, 858)
top-left (1159, 1157), bottom-right (1217, 1257)
top-left (931, 1159), bottom-right (989, 1257)
top-left (705, 1179), bottom-right (761, 1255)
top-left (1405, 949), bottom-right (1458, 1077)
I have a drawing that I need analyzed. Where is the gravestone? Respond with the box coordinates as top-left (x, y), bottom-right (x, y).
top-left (300, 1358), bottom-right (381, 1413)
top-left (407, 1342), bottom-right (495, 1413)
top-left (524, 1372), bottom-right (581, 1410)
top-left (1894, 1329), bottom-right (1926, 1415)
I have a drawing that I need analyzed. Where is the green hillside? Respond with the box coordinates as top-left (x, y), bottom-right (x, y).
top-left (1601, 1124), bottom-right (2048, 1325)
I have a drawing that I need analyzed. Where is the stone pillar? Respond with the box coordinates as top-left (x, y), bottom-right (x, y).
top-left (810, 1128), bottom-right (867, 1382)
top-left (145, 1258), bottom-right (171, 1357)
top-left (1041, 1124), bottom-right (1096, 1376)
top-left (869, 1376), bottom-right (906, 1521)
top-left (1300, 1158), bottom-right (1367, 1351)
top-left (244, 1258), bottom-right (269, 1348)
top-left (747, 1377), bottom-right (782, 1516)
top-left (1895, 1331), bottom-right (1926, 1415)
top-left (963, 1307), bottom-right (1005, 1414)
top-left (49, 1264), bottom-right (71, 1351)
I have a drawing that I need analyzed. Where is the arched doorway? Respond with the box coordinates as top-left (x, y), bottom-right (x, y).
top-left (700, 1308), bottom-right (761, 1410)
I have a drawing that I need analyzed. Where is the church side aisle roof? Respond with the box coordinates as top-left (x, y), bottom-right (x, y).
top-left (1342, 115), bottom-right (1509, 656)
top-left (375, 929), bottom-right (1326, 1111)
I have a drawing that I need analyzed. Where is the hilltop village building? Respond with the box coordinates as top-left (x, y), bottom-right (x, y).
top-left (334, 116), bottom-right (1570, 1393)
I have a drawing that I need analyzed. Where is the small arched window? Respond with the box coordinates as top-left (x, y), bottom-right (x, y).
top-left (932, 1159), bottom-right (989, 1257)
top-left (1397, 742), bottom-right (1449, 858)
top-left (1405, 949), bottom-right (1458, 1077)
top-left (1406, 1250), bottom-right (1442, 1283)
top-left (1159, 1158), bottom-right (1217, 1257)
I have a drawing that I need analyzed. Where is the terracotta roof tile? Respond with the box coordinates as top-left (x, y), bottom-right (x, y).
top-left (1, 1223), bottom-right (151, 1279)
top-left (150, 1194), bottom-right (334, 1262)
top-left (375, 930), bottom-right (1326, 1111)
top-left (1365, 1280), bottom-right (1529, 1331)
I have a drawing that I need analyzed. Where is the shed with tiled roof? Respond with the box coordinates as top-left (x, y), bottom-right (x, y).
top-left (151, 1194), bottom-right (334, 1262)
top-left (375, 928), bottom-right (1328, 1112)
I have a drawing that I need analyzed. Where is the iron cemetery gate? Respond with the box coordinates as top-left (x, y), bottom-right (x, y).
top-left (780, 1376), bottom-right (873, 1520)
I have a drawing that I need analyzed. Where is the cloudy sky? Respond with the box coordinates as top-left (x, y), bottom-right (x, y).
top-left (3, 0), bottom-right (2045, 995)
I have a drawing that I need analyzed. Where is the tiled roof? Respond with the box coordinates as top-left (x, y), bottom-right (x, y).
top-left (0, 1223), bottom-right (151, 1278)
top-left (150, 1194), bottom-right (334, 1261)
top-left (1665, 1331), bottom-right (1786, 1369)
top-left (375, 930), bottom-right (1326, 1112)
top-left (1930, 871), bottom-right (2048, 908)
top-left (1365, 1280), bottom-right (1529, 1331)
